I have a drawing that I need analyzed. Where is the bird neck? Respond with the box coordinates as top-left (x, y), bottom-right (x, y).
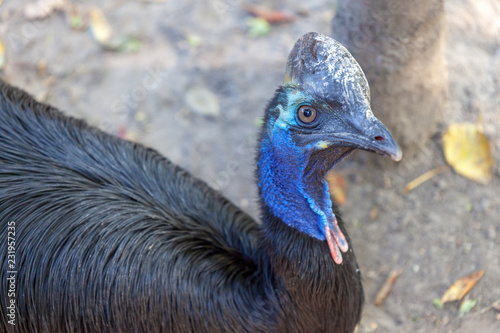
top-left (257, 129), bottom-right (334, 242)
top-left (255, 103), bottom-right (363, 331)
top-left (258, 209), bottom-right (363, 332)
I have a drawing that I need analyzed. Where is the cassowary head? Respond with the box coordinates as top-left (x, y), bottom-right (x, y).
top-left (258, 32), bottom-right (402, 264)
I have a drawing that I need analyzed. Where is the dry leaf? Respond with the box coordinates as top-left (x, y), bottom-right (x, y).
top-left (65, 3), bottom-right (89, 30)
top-left (493, 302), bottom-right (500, 312)
top-left (403, 165), bottom-right (450, 194)
top-left (326, 171), bottom-right (347, 205)
top-left (88, 8), bottom-right (140, 52)
top-left (374, 268), bottom-right (403, 306)
top-left (37, 59), bottom-right (47, 76)
top-left (369, 206), bottom-right (379, 220)
top-left (184, 86), bottom-right (220, 117)
top-left (24, 0), bottom-right (66, 20)
top-left (89, 7), bottom-right (112, 45)
top-left (244, 4), bottom-right (295, 23)
top-left (441, 269), bottom-right (486, 303)
top-left (246, 17), bottom-right (271, 38)
top-left (442, 121), bottom-right (494, 184)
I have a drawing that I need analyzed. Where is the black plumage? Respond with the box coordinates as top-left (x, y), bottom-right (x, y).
top-left (0, 32), bottom-right (401, 333)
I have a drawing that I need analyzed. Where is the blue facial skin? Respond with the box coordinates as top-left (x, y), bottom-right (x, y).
top-left (258, 88), bottom-right (343, 243)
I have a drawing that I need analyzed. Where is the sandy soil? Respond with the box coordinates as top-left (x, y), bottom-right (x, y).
top-left (1, 0), bottom-right (499, 332)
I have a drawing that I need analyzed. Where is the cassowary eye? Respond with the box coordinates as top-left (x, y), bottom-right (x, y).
top-left (297, 105), bottom-right (317, 124)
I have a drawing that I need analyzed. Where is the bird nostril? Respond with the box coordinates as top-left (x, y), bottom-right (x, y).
top-left (374, 136), bottom-right (385, 142)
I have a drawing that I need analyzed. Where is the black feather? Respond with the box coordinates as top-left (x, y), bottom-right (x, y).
top-left (0, 77), bottom-right (363, 333)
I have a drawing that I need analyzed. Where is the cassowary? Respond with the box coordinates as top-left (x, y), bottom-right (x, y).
top-left (0, 32), bottom-right (401, 333)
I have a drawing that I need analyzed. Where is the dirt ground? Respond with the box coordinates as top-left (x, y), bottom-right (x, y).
top-left (1, 0), bottom-right (499, 332)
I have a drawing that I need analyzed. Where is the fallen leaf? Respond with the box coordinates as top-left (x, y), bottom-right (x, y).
top-left (244, 4), bottom-right (295, 23)
top-left (369, 206), bottom-right (379, 220)
top-left (432, 298), bottom-right (444, 310)
top-left (0, 39), bottom-right (5, 70)
top-left (403, 165), bottom-right (450, 194)
top-left (185, 34), bottom-right (202, 47)
top-left (88, 9), bottom-right (140, 52)
top-left (70, 15), bottom-right (84, 29)
top-left (246, 17), bottom-right (271, 38)
top-left (442, 121), bottom-right (494, 184)
top-left (326, 172), bottom-right (347, 205)
top-left (118, 37), bottom-right (141, 53)
top-left (65, 4), bottom-right (88, 30)
top-left (441, 269), bottom-right (486, 303)
top-left (184, 86), bottom-right (220, 117)
top-left (134, 111), bottom-right (148, 124)
top-left (375, 268), bottom-right (403, 306)
top-left (369, 322), bottom-right (378, 331)
top-left (89, 7), bottom-right (112, 45)
top-left (37, 59), bottom-right (47, 76)
top-left (459, 299), bottom-right (477, 314)
top-left (493, 302), bottom-right (500, 312)
top-left (24, 0), bottom-right (66, 20)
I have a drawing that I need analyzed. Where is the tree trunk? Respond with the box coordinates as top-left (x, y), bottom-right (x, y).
top-left (332, 0), bottom-right (448, 158)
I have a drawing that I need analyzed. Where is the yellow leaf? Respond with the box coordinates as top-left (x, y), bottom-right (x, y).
top-left (89, 7), bottom-right (112, 45)
top-left (442, 122), bottom-right (494, 184)
top-left (441, 269), bottom-right (485, 303)
top-left (326, 171), bottom-right (347, 205)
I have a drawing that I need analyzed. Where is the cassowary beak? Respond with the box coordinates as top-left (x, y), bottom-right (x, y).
top-left (330, 111), bottom-right (403, 162)
top-left (361, 117), bottom-right (403, 161)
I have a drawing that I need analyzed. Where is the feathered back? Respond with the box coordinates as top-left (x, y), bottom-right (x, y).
top-left (0, 81), bottom-right (265, 332)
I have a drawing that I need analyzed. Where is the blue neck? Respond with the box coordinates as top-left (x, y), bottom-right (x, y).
top-left (257, 130), bottom-right (334, 241)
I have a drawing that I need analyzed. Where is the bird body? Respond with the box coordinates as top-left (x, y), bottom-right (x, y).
top-left (0, 32), bottom-right (401, 332)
